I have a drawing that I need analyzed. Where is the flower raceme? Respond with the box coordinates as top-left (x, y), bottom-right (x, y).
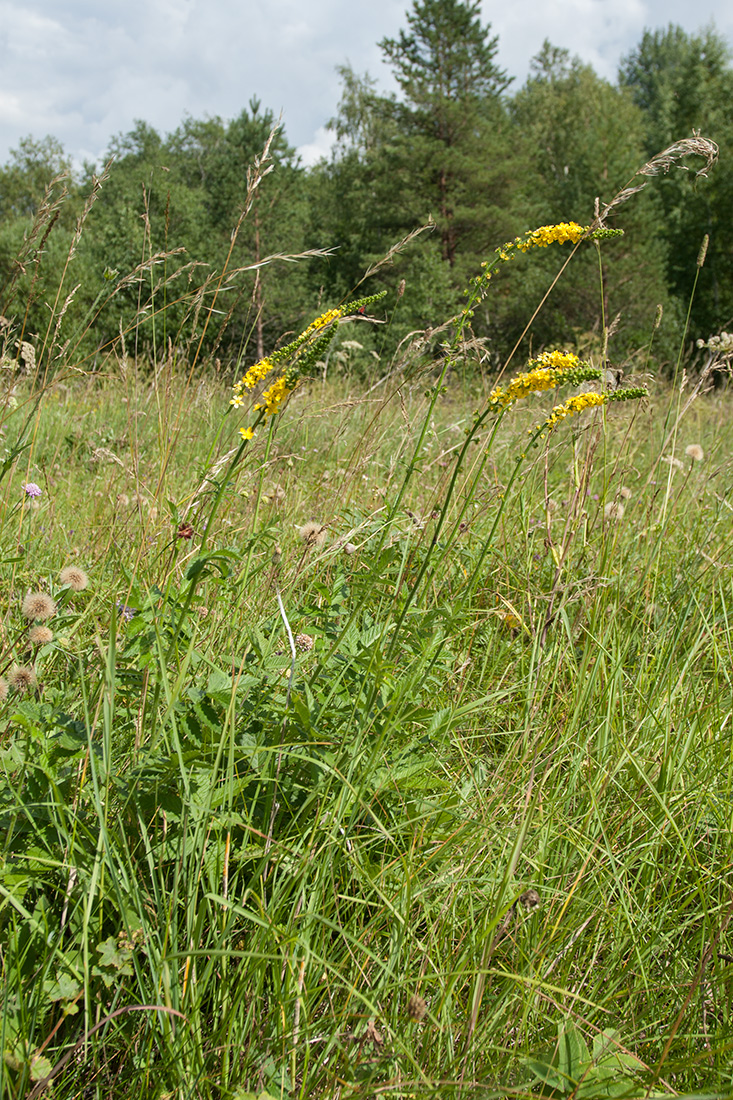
top-left (466, 222), bottom-right (624, 310)
top-left (488, 351), bottom-right (602, 411)
top-left (536, 385), bottom-right (648, 434)
top-left (230, 293), bottom-right (386, 430)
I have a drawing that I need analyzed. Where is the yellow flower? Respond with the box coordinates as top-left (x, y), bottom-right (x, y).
top-left (545, 391), bottom-right (607, 428)
top-left (255, 375), bottom-right (292, 417)
top-left (234, 356), bottom-right (275, 395)
top-left (304, 307), bottom-right (343, 336)
top-left (489, 351), bottom-right (583, 410)
top-left (239, 427), bottom-right (254, 440)
top-left (515, 222), bottom-right (586, 252)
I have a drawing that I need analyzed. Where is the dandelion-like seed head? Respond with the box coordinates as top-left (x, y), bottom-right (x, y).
top-left (662, 454), bottom-right (685, 470)
top-left (22, 591), bottom-right (56, 620)
top-left (59, 565), bottom-right (89, 591)
top-left (298, 521), bottom-right (327, 549)
top-left (604, 501), bottom-right (625, 520)
top-left (9, 665), bottom-right (37, 692)
top-left (406, 994), bottom-right (428, 1022)
top-left (519, 888), bottom-right (541, 911)
top-left (619, 486), bottom-right (632, 500)
top-left (0, 678), bottom-right (7, 701)
top-left (685, 444), bottom-right (704, 462)
top-left (28, 625), bottom-right (53, 645)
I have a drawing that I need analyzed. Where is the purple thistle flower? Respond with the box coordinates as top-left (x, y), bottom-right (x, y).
top-left (24, 483), bottom-right (42, 498)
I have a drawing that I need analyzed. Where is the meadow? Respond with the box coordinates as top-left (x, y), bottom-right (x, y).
top-left (2, 146), bottom-right (733, 1100)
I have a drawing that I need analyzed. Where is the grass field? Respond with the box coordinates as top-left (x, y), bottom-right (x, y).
top-left (1, 323), bottom-right (733, 1099)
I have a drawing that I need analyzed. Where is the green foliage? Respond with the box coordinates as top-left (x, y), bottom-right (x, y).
top-left (525, 1022), bottom-right (644, 1096)
top-left (620, 26), bottom-right (733, 342)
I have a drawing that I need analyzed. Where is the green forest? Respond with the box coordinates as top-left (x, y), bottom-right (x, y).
top-left (1, 0), bottom-right (732, 376)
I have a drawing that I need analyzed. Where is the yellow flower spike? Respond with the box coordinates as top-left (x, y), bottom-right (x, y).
top-left (254, 375), bottom-right (292, 418)
top-left (515, 222), bottom-right (587, 252)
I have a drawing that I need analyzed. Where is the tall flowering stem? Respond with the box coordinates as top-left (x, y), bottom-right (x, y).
top-left (170, 293), bottom-right (387, 653)
top-left (463, 384), bottom-right (647, 595)
top-left (230, 292), bottom-right (386, 425)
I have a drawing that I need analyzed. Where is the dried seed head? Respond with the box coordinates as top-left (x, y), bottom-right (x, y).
top-left (9, 665), bottom-right (37, 692)
top-left (295, 633), bottom-right (314, 653)
top-left (519, 888), bottom-right (541, 911)
top-left (59, 565), bottom-right (89, 591)
top-left (271, 543), bottom-right (283, 566)
top-left (22, 592), bottom-right (56, 620)
top-left (28, 626), bottom-right (54, 645)
top-left (619, 486), bottom-right (632, 500)
top-left (604, 501), bottom-right (625, 521)
top-left (654, 304), bottom-right (664, 330)
top-left (0, 678), bottom-right (7, 701)
top-left (685, 444), bottom-right (704, 462)
top-left (406, 994), bottom-right (428, 1022)
top-left (298, 521), bottom-right (327, 549)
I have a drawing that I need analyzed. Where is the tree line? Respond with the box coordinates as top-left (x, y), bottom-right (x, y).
top-left (1, 0), bottom-right (731, 376)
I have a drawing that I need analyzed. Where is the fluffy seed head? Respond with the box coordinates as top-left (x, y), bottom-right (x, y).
top-left (619, 486), bottom-right (632, 499)
top-left (28, 625), bottom-right (53, 645)
top-left (406, 994), bottom-right (428, 1022)
top-left (604, 501), bottom-right (625, 520)
top-left (519, 888), bottom-right (541, 911)
top-left (298, 522), bottom-right (327, 549)
top-left (22, 592), bottom-right (56, 620)
top-left (9, 665), bottom-right (37, 692)
top-left (685, 444), bottom-right (704, 462)
top-left (59, 565), bottom-right (89, 591)
top-left (0, 678), bottom-right (7, 701)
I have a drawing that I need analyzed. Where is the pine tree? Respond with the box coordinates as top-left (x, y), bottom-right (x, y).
top-left (378, 0), bottom-right (516, 271)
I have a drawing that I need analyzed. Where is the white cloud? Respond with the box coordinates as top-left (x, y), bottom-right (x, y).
top-left (0, 0), bottom-right (729, 168)
top-left (297, 125), bottom-right (336, 167)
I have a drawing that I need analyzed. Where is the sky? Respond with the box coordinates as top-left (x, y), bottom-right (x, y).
top-left (0, 0), bottom-right (730, 170)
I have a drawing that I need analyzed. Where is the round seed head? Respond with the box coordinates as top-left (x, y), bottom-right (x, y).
top-left (59, 565), bottom-right (89, 592)
top-left (406, 994), bottom-right (428, 1022)
top-left (22, 592), bottom-right (56, 620)
top-left (298, 522), bottom-right (327, 549)
top-left (9, 665), bottom-right (37, 692)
